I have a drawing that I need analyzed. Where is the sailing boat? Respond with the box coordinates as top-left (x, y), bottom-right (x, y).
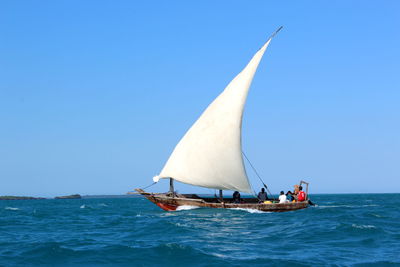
top-left (136, 27), bottom-right (311, 212)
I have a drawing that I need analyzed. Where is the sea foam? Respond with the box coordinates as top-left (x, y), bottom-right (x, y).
top-left (176, 205), bottom-right (200, 211)
top-left (5, 207), bottom-right (20, 211)
top-left (352, 224), bottom-right (377, 229)
top-left (229, 207), bottom-right (267, 213)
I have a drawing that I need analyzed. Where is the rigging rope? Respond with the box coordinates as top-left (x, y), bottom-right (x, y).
top-left (141, 182), bottom-right (156, 190)
top-left (242, 151), bottom-right (274, 198)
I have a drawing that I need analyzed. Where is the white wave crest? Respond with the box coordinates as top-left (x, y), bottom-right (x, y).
top-left (352, 224), bottom-right (376, 229)
top-left (176, 205), bottom-right (200, 211)
top-left (99, 203), bottom-right (108, 207)
top-left (5, 207), bottom-right (20, 211)
top-left (212, 253), bottom-right (228, 258)
top-left (80, 205), bottom-right (86, 209)
top-left (229, 208), bottom-right (266, 214)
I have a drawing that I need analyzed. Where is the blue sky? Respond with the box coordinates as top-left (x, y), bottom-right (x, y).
top-left (1, 1), bottom-right (399, 196)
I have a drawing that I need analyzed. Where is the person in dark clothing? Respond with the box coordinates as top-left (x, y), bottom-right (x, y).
top-left (286, 191), bottom-right (294, 202)
top-left (257, 188), bottom-right (268, 202)
top-left (232, 191), bottom-right (241, 203)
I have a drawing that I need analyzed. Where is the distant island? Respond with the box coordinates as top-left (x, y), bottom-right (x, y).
top-left (54, 194), bottom-right (82, 199)
top-left (0, 196), bottom-right (46, 200)
top-left (0, 194), bottom-right (143, 200)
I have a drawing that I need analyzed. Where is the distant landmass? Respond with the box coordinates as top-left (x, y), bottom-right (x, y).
top-left (0, 196), bottom-right (46, 200)
top-left (54, 194), bottom-right (81, 199)
top-left (0, 194), bottom-right (142, 200)
top-left (0, 194), bottom-right (82, 200)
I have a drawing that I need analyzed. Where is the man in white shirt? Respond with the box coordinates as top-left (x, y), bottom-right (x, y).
top-left (279, 191), bottom-right (287, 203)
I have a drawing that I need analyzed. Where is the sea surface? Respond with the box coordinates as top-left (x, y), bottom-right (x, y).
top-left (0, 194), bottom-right (399, 266)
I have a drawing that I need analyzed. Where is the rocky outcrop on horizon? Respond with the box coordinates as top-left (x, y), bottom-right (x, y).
top-left (54, 194), bottom-right (82, 199)
top-left (0, 196), bottom-right (46, 200)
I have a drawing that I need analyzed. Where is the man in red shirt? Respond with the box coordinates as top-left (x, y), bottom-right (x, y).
top-left (297, 186), bottom-right (307, 202)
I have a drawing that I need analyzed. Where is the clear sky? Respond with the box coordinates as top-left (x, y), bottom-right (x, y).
top-left (1, 1), bottom-right (399, 196)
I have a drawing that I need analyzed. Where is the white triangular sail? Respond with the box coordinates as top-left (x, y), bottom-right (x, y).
top-left (154, 33), bottom-right (278, 193)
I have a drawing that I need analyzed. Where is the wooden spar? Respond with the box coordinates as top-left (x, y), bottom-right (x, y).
top-left (219, 190), bottom-right (223, 202)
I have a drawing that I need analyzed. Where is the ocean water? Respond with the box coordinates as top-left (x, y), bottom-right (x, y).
top-left (0, 194), bottom-right (399, 266)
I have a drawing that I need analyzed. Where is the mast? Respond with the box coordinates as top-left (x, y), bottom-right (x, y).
top-left (219, 190), bottom-right (223, 202)
top-left (169, 178), bottom-right (175, 197)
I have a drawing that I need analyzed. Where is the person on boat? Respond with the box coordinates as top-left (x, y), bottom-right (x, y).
top-left (286, 191), bottom-right (294, 202)
top-left (232, 191), bottom-right (241, 203)
top-left (292, 185), bottom-right (299, 201)
top-left (294, 184), bottom-right (300, 195)
top-left (279, 191), bottom-right (287, 203)
top-left (257, 188), bottom-right (268, 202)
top-left (297, 186), bottom-right (307, 202)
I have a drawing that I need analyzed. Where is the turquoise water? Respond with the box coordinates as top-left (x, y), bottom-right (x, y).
top-left (0, 194), bottom-right (399, 266)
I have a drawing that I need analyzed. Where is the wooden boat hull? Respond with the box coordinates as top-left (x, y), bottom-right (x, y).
top-left (135, 189), bottom-right (309, 212)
